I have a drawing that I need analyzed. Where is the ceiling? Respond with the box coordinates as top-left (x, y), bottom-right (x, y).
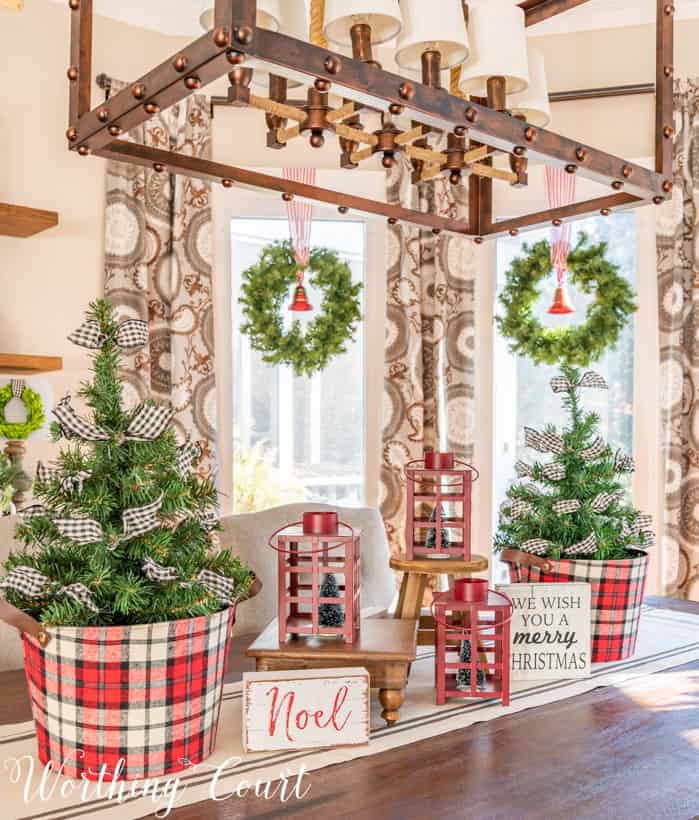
top-left (49, 0), bottom-right (699, 38)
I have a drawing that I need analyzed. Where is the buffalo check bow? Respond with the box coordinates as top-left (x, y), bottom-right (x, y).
top-left (68, 318), bottom-right (149, 351)
top-left (122, 494), bottom-right (164, 541)
top-left (36, 462), bottom-right (91, 495)
top-left (580, 436), bottom-right (608, 461)
top-left (564, 532), bottom-right (597, 556)
top-left (524, 427), bottom-right (566, 455)
top-left (510, 499), bottom-right (534, 519)
top-left (0, 567), bottom-right (98, 612)
top-left (515, 460), bottom-right (567, 482)
top-left (54, 395), bottom-right (111, 441)
top-left (550, 371), bottom-right (609, 393)
top-left (521, 538), bottom-right (554, 556)
top-left (143, 556), bottom-right (179, 583)
top-left (53, 396), bottom-right (174, 443)
top-left (54, 517), bottom-right (104, 545)
top-left (176, 437), bottom-right (201, 476)
top-left (552, 499), bottom-right (581, 514)
top-left (590, 491), bottom-right (620, 512)
top-left (614, 450), bottom-right (635, 473)
top-left (141, 559), bottom-right (237, 605)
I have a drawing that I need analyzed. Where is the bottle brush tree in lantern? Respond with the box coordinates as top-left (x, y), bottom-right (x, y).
top-left (318, 572), bottom-right (345, 628)
top-left (456, 639), bottom-right (484, 690)
top-left (425, 504), bottom-right (450, 550)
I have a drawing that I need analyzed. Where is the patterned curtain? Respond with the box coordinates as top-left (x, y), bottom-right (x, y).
top-left (104, 91), bottom-right (217, 481)
top-left (380, 157), bottom-right (477, 558)
top-left (657, 79), bottom-right (699, 600)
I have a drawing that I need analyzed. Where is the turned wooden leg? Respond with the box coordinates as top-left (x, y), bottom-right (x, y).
top-left (394, 573), bottom-right (427, 620)
top-left (379, 687), bottom-right (405, 726)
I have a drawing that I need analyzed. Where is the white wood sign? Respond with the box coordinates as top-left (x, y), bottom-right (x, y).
top-left (497, 583), bottom-right (592, 681)
top-left (242, 667), bottom-right (370, 753)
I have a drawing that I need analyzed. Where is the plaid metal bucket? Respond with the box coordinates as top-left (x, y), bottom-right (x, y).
top-left (501, 549), bottom-right (649, 662)
top-left (21, 607), bottom-right (235, 781)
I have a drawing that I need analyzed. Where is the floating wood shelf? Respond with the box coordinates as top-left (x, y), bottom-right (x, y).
top-left (0, 203), bottom-right (58, 238)
top-left (0, 354), bottom-right (63, 374)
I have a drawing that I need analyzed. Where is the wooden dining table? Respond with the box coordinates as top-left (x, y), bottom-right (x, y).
top-left (1, 596), bottom-right (697, 820)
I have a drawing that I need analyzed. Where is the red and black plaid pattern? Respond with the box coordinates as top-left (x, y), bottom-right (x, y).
top-left (505, 552), bottom-right (648, 662)
top-left (22, 607), bottom-right (234, 781)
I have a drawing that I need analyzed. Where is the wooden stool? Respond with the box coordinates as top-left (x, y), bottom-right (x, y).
top-left (246, 617), bottom-right (418, 726)
top-left (391, 554), bottom-right (489, 646)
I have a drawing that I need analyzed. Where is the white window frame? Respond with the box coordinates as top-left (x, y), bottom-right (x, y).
top-left (212, 170), bottom-right (387, 513)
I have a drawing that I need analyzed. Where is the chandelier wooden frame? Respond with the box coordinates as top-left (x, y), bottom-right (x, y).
top-left (65, 0), bottom-right (675, 240)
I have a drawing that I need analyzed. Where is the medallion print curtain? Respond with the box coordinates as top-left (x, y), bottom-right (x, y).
top-left (104, 90), bottom-right (217, 481)
top-left (657, 78), bottom-right (699, 600)
top-left (380, 156), bottom-right (477, 558)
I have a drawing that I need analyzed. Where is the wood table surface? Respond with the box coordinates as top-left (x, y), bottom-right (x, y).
top-left (1, 596), bottom-right (697, 820)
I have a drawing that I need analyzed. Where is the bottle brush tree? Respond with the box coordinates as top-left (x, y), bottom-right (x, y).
top-left (0, 299), bottom-right (254, 627)
top-left (494, 366), bottom-right (653, 561)
top-left (318, 573), bottom-right (345, 628)
top-left (425, 504), bottom-right (449, 550)
top-left (456, 638), bottom-right (484, 690)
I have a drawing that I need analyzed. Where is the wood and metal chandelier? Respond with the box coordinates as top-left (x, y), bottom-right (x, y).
top-left (65, 0), bottom-right (675, 240)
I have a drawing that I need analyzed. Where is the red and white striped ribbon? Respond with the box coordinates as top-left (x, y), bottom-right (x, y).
top-left (545, 167), bottom-right (576, 285)
top-left (282, 168), bottom-right (315, 280)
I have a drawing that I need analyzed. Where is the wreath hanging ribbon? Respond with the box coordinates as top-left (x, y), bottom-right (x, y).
top-left (496, 234), bottom-right (637, 368)
top-left (0, 379), bottom-right (45, 440)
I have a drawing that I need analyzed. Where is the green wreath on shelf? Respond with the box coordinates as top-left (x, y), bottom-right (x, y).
top-left (496, 234), bottom-right (637, 368)
top-left (239, 240), bottom-right (363, 377)
top-left (0, 384), bottom-right (45, 440)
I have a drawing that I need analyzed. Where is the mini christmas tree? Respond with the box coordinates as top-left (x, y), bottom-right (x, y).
top-left (0, 300), bottom-right (254, 626)
top-left (425, 504), bottom-right (449, 550)
top-left (494, 366), bottom-right (653, 561)
top-left (318, 573), bottom-right (345, 628)
top-left (456, 639), bottom-right (484, 689)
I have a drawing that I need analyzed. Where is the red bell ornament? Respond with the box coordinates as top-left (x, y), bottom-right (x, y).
top-left (548, 283), bottom-right (576, 315)
top-left (289, 282), bottom-right (313, 312)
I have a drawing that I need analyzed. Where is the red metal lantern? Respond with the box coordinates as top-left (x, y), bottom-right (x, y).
top-left (269, 511), bottom-right (360, 644)
top-left (405, 451), bottom-right (478, 560)
top-left (433, 583), bottom-right (512, 706)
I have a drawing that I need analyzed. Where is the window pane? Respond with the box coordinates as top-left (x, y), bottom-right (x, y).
top-left (493, 213), bottom-right (636, 567)
top-left (231, 218), bottom-right (365, 511)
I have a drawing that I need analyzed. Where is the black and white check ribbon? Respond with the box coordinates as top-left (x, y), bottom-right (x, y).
top-left (10, 379), bottom-right (24, 398)
top-left (19, 504), bottom-right (50, 519)
top-left (122, 494), bottom-right (164, 541)
top-left (68, 318), bottom-right (149, 351)
top-left (61, 471), bottom-right (91, 494)
top-left (552, 499), bottom-right (581, 514)
top-left (590, 491), bottom-right (619, 512)
top-left (564, 532), bottom-right (597, 556)
top-left (525, 427), bottom-right (566, 455)
top-left (54, 517), bottom-right (105, 545)
top-left (58, 583), bottom-right (99, 613)
top-left (123, 404), bottom-right (175, 442)
top-left (521, 539), bottom-right (554, 557)
top-left (515, 460), bottom-right (534, 478)
top-left (54, 395), bottom-right (111, 441)
top-left (580, 436), bottom-right (607, 461)
top-left (550, 371), bottom-right (609, 393)
top-left (542, 463), bottom-right (566, 481)
top-left (0, 565), bottom-right (49, 598)
top-left (36, 462), bottom-right (53, 484)
top-left (160, 510), bottom-right (190, 531)
top-left (614, 450), bottom-right (635, 473)
top-left (176, 437), bottom-right (201, 475)
top-left (510, 499), bottom-right (534, 520)
top-left (143, 556), bottom-right (179, 583)
top-left (196, 569), bottom-right (236, 604)
top-left (198, 508), bottom-right (219, 532)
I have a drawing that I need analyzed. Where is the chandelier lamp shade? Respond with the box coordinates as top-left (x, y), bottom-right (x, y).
top-left (199, 0), bottom-right (280, 32)
top-left (395, 0), bottom-right (469, 87)
top-left (65, 0), bottom-right (676, 240)
top-left (509, 47), bottom-right (551, 128)
top-left (458, 0), bottom-right (529, 108)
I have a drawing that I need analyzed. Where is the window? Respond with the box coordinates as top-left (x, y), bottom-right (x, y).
top-left (230, 218), bottom-right (366, 512)
top-left (492, 213), bottom-right (637, 569)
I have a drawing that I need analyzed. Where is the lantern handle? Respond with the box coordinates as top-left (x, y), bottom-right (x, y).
top-left (267, 520), bottom-right (357, 555)
top-left (430, 589), bottom-right (514, 634)
top-left (404, 458), bottom-right (479, 483)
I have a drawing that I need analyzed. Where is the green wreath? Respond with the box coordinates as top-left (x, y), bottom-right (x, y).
top-left (239, 240), bottom-right (363, 377)
top-left (0, 384), bottom-right (45, 440)
top-left (496, 234), bottom-right (637, 368)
